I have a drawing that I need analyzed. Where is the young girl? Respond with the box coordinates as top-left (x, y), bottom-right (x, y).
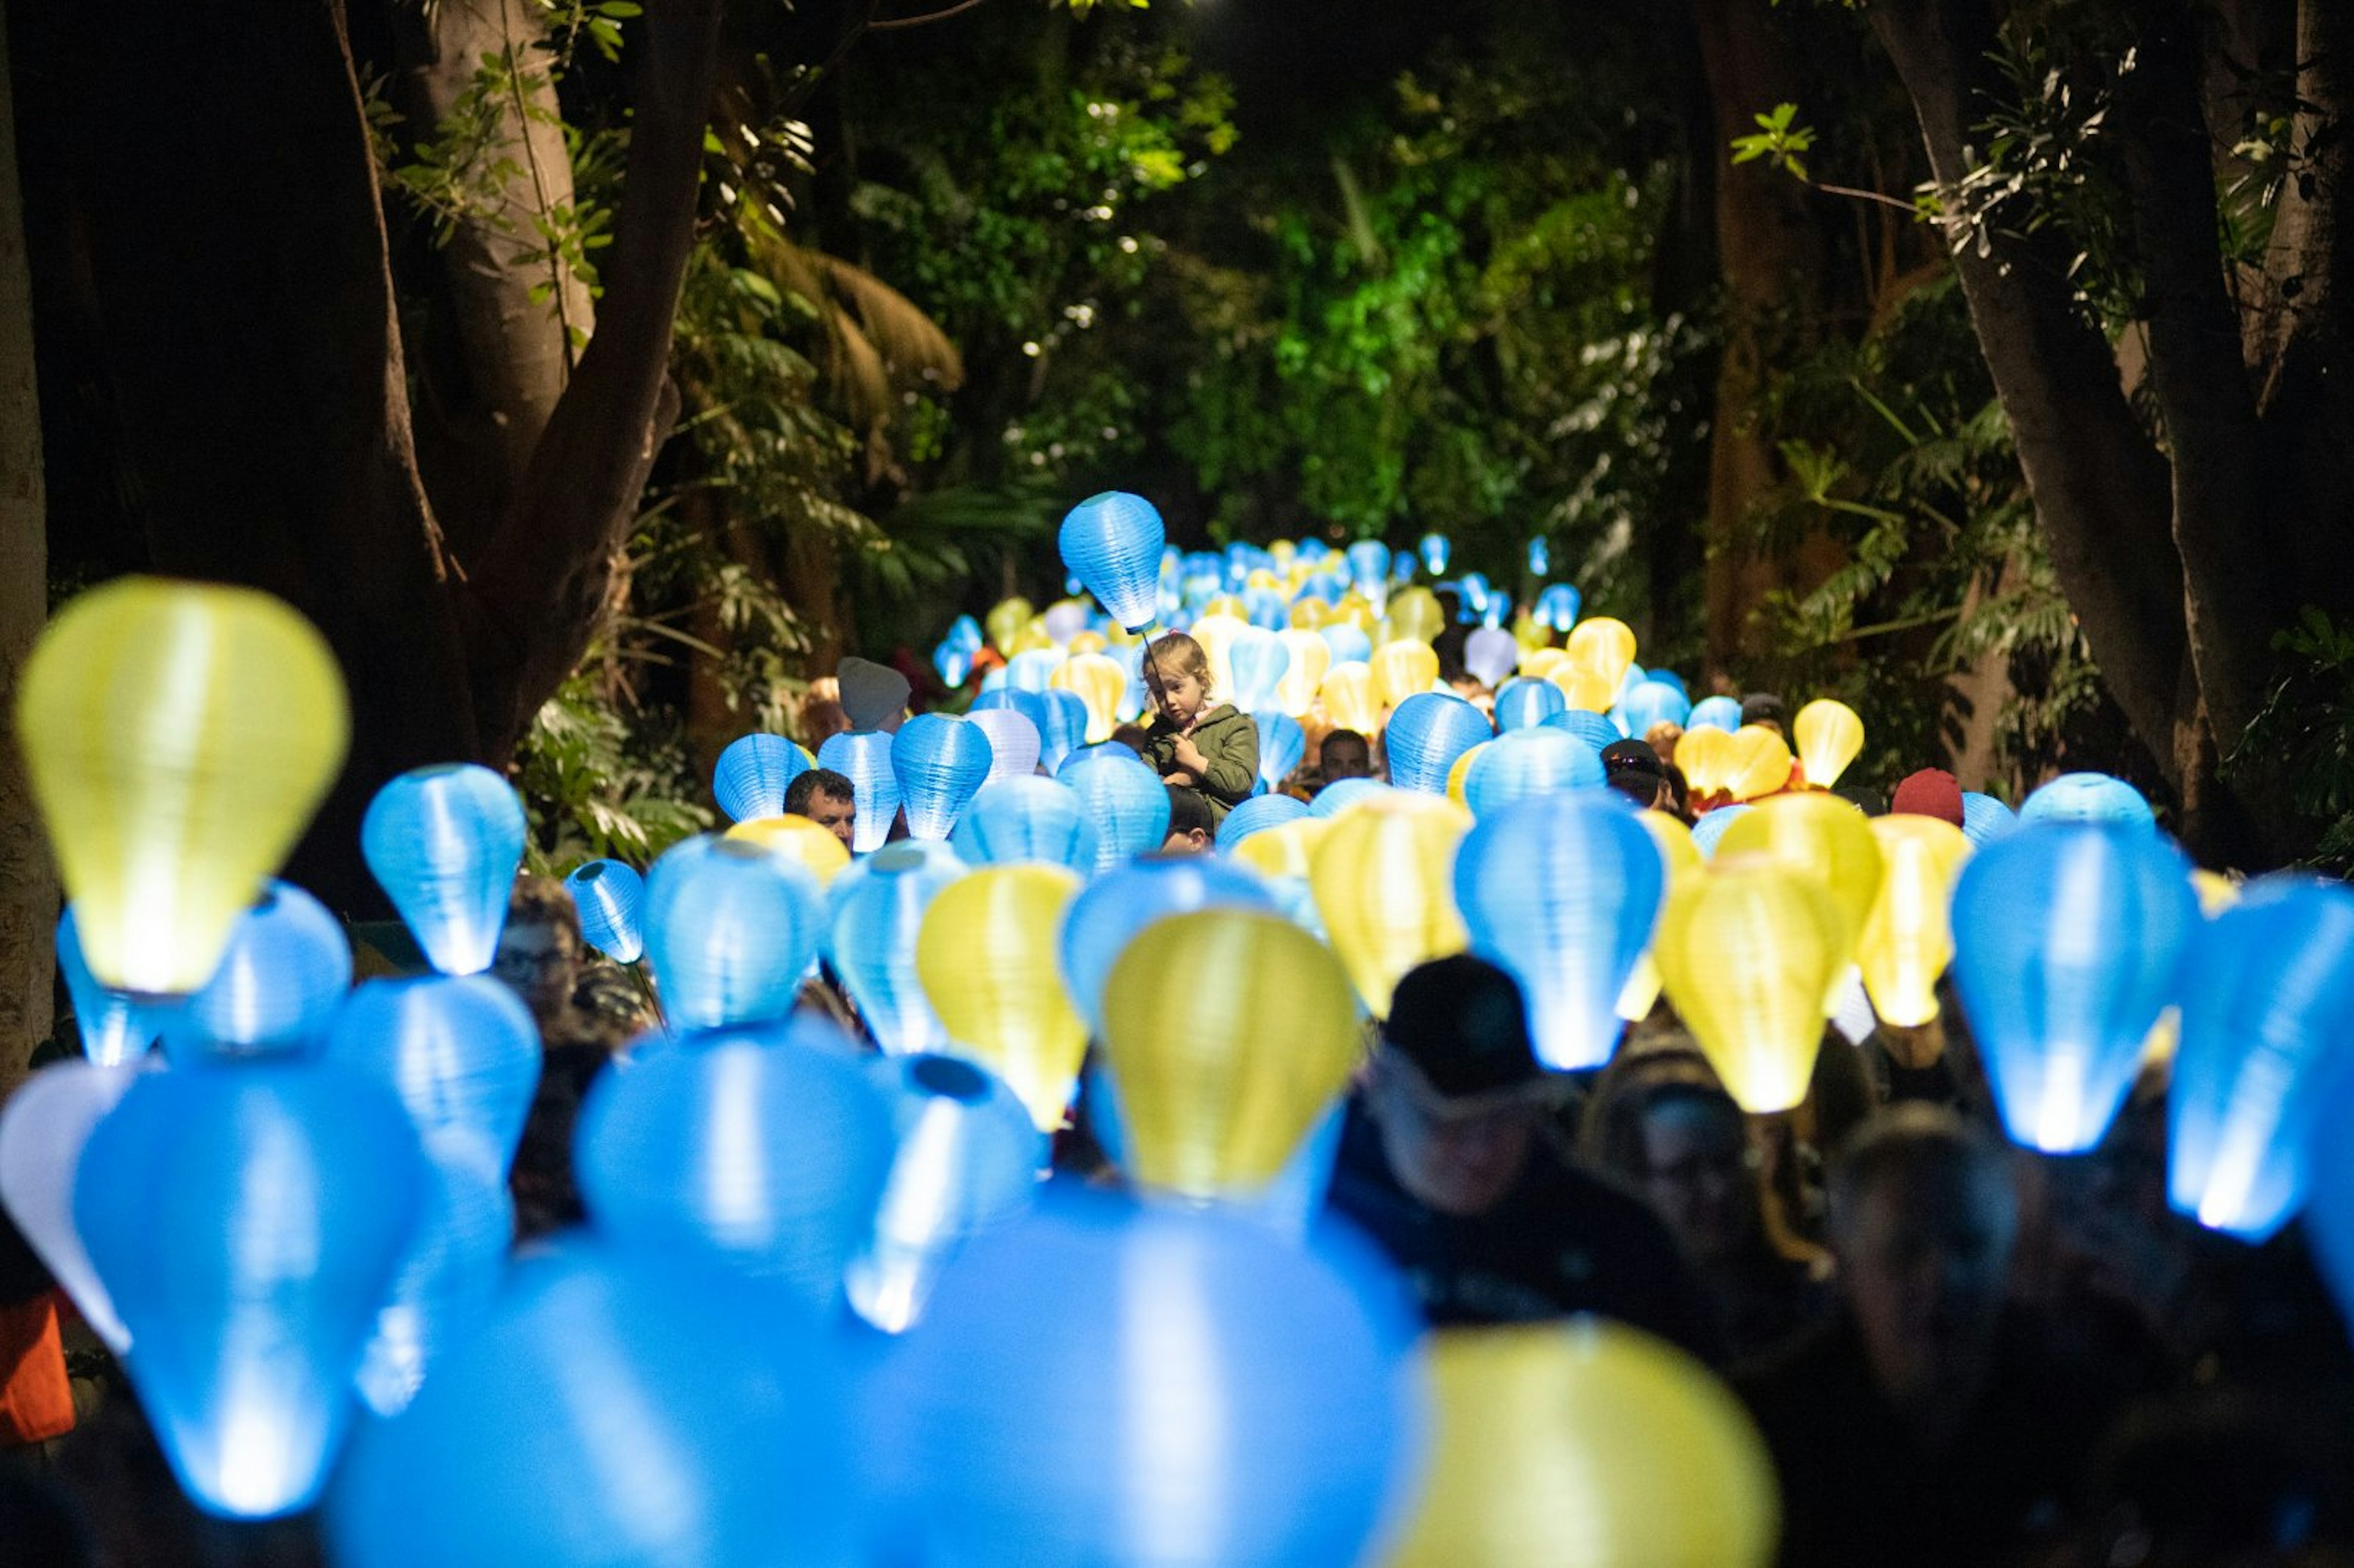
top-left (1138, 632), bottom-right (1259, 826)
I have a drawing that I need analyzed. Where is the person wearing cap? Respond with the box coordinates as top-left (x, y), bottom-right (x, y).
top-left (837, 655), bottom-right (912, 734)
top-left (1601, 739), bottom-right (1670, 810)
top-left (1890, 767), bottom-right (1965, 829)
top-left (1740, 692), bottom-right (1787, 736)
top-left (1324, 956), bottom-right (1720, 1356)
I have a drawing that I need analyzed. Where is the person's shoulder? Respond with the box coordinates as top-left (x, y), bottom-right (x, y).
top-left (1198, 702), bottom-right (1247, 730)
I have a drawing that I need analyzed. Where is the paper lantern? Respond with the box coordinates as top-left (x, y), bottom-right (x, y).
top-left (1060, 492), bottom-right (1167, 631)
top-left (77, 1060), bottom-right (424, 1517)
top-left (1373, 640), bottom-right (1441, 710)
top-left (1319, 622), bottom-right (1374, 669)
top-left (55, 906), bottom-right (157, 1065)
top-left (1688, 806), bottom-right (1749, 859)
top-left (1048, 652), bottom-right (1128, 744)
top-left (1719, 725), bottom-right (1794, 802)
top-left (1549, 663), bottom-right (1619, 714)
top-left (1687, 695), bottom-right (1743, 733)
top-left (1792, 699), bottom-right (1865, 789)
top-left (1714, 793), bottom-right (1886, 958)
top-left (1494, 677), bottom-right (1566, 733)
top-left (1390, 1322), bottom-right (1775, 1568)
top-left (1223, 627), bottom-right (1289, 717)
top-left (916, 864), bottom-right (1087, 1130)
top-left (1056, 744), bottom-right (1171, 872)
top-left (825, 843), bottom-right (963, 1055)
top-left (850, 1054), bottom-right (1045, 1334)
top-left (1618, 680), bottom-right (1691, 737)
top-left (1059, 858), bottom-right (1274, 1040)
top-left (354, 1132), bottom-right (512, 1418)
top-left (1457, 792), bottom-right (1661, 1070)
top-left (576, 1013), bottom-right (893, 1309)
top-left (322, 974), bottom-right (542, 1165)
top-left (2301, 1084), bottom-right (2354, 1338)
top-left (1311, 776), bottom-right (1390, 820)
top-left (951, 775), bottom-right (1101, 873)
top-left (1246, 710), bottom-right (1306, 793)
top-left (1856, 815), bottom-right (1971, 1028)
top-left (1271, 629), bottom-right (1331, 716)
top-left (173, 881), bottom-right (351, 1059)
top-left (712, 733), bottom-right (811, 823)
top-left (1655, 864), bottom-right (1846, 1112)
top-left (1184, 613), bottom-right (1250, 701)
top-left (1675, 725), bottom-right (1736, 798)
top-left (1388, 587), bottom-right (1446, 645)
top-left (1319, 663), bottom-right (1385, 736)
top-left (985, 597), bottom-right (1034, 656)
top-left (1230, 816), bottom-right (1332, 884)
top-left (1566, 617), bottom-right (1636, 690)
top-left (965, 706), bottom-right (1042, 788)
top-left (1463, 729), bottom-right (1602, 818)
top-left (1460, 626), bottom-right (1517, 687)
top-left (868, 1190), bottom-right (1417, 1568)
top-left (641, 835), bottom-right (826, 1030)
top-left (329, 1241), bottom-right (861, 1568)
top-left (971, 684), bottom-right (1052, 739)
top-left (2192, 868), bottom-right (2239, 916)
top-left (15, 577), bottom-right (349, 995)
top-left (888, 714), bottom-right (993, 842)
top-left (1418, 532), bottom-right (1450, 575)
top-left (564, 859), bottom-right (645, 964)
top-left (1534, 583), bottom-right (1582, 632)
top-left (2021, 771), bottom-right (2155, 829)
top-left (0, 1059), bottom-right (143, 1352)
top-left (1446, 744), bottom-right (1487, 807)
top-left (1385, 692), bottom-right (1493, 795)
top-left (1960, 791), bottom-right (2019, 846)
top-left (2168, 878), bottom-right (2354, 1240)
top-left (1615, 811), bottom-right (1702, 1022)
top-left (1006, 647), bottom-right (1065, 695)
top-left (817, 729), bottom-right (903, 853)
top-left (1043, 599), bottom-right (1092, 647)
top-left (1217, 791), bottom-right (1311, 848)
top-left (1519, 647), bottom-right (1567, 682)
top-left (1950, 823), bottom-right (2197, 1153)
top-left (1036, 688), bottom-right (1092, 774)
top-left (1542, 709), bottom-right (1620, 755)
top-left (1311, 793), bottom-right (1470, 1015)
top-left (361, 764), bottom-right (526, 977)
top-left (934, 640), bottom-right (973, 688)
top-left (725, 813), bottom-right (854, 888)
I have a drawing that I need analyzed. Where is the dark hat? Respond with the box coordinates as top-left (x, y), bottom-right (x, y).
top-left (1601, 739), bottom-right (1666, 807)
top-left (1740, 692), bottom-right (1786, 728)
top-left (1382, 955), bottom-right (1545, 1099)
top-left (1891, 767), bottom-right (1965, 828)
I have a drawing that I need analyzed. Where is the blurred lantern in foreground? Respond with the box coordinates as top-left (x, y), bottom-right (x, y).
top-left (1060, 491), bottom-right (1166, 631)
top-left (1321, 663), bottom-right (1385, 735)
top-left (891, 714), bottom-right (994, 841)
top-left (2168, 878), bottom-right (2354, 1241)
top-left (966, 706), bottom-right (1042, 788)
top-left (1052, 652), bottom-right (1131, 742)
top-left (354, 1132), bottom-right (512, 1418)
top-left (1311, 776), bottom-right (1390, 820)
top-left (55, 907), bottom-right (154, 1065)
top-left (1715, 794), bottom-right (1885, 962)
top-left (1856, 816), bottom-right (1971, 1027)
top-left (1227, 628), bottom-right (1291, 715)
top-left (1100, 910), bottom-right (1361, 1198)
top-left (0, 1059), bottom-right (143, 1352)
top-left (641, 835), bottom-right (825, 1030)
top-left (850, 1054), bottom-right (1043, 1333)
top-left (1057, 744), bottom-right (1171, 871)
top-left (576, 1014), bottom-right (894, 1312)
top-left (173, 881), bottom-right (351, 1059)
top-left (952, 775), bottom-right (1100, 874)
top-left (870, 1189), bottom-right (1420, 1568)
top-left (2019, 771), bottom-right (2155, 829)
top-left (1231, 815), bottom-right (1332, 883)
top-left (330, 1243), bottom-right (862, 1568)
top-left (1463, 729), bottom-right (1603, 819)
top-left (827, 843), bottom-right (963, 1054)
top-left (1257, 710), bottom-right (1308, 791)
top-left (1960, 791), bottom-right (2019, 847)
top-left (1446, 742), bottom-right (1487, 807)
top-left (1390, 1322), bottom-right (1775, 1568)
top-left (322, 975), bottom-right (542, 1166)
top-left (1463, 626), bottom-right (1519, 687)
top-left (1218, 790), bottom-right (1309, 847)
top-left (15, 577), bottom-right (349, 996)
top-left (363, 764), bottom-right (527, 976)
top-left (563, 859), bottom-right (645, 964)
top-left (1792, 699), bottom-right (1865, 789)
top-left (726, 813), bottom-right (854, 887)
top-left (1385, 691), bottom-right (1492, 794)
top-left (1720, 725), bottom-right (1796, 803)
top-left (1311, 793), bottom-right (1470, 1015)
top-left (2302, 1087), bottom-right (2354, 1337)
top-left (1493, 677), bottom-right (1566, 733)
top-left (1274, 628), bottom-right (1331, 715)
top-left (78, 1061), bottom-right (424, 1517)
top-left (817, 729), bottom-right (902, 853)
top-left (1950, 823), bottom-right (2196, 1154)
top-left (1373, 639), bottom-right (1441, 709)
top-left (917, 863), bottom-right (1087, 1130)
top-left (1059, 858), bottom-right (1274, 1040)
top-left (711, 733), bottom-right (810, 824)
top-left (1566, 617), bottom-right (1637, 692)
top-left (1545, 709), bottom-right (1620, 754)
top-left (1688, 803), bottom-right (1751, 858)
top-left (1655, 864), bottom-right (1845, 1112)
top-left (1687, 695), bottom-right (1742, 733)
top-left (1615, 812), bottom-right (1701, 1022)
top-left (1456, 793), bottom-right (1662, 1071)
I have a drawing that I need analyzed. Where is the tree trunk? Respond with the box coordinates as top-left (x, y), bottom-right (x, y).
top-left (0, 0), bottom-right (55, 1087)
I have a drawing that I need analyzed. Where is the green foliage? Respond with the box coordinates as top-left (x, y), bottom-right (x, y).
top-left (514, 662), bottom-right (713, 875)
top-left (2235, 609), bottom-right (2354, 872)
top-left (1731, 102), bottom-right (1818, 183)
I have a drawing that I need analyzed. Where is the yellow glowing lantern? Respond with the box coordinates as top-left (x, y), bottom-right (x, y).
top-left (17, 577), bottom-right (349, 995)
top-left (1385, 586), bottom-right (1447, 647)
top-left (1051, 652), bottom-right (1131, 744)
top-left (1373, 639), bottom-right (1442, 710)
top-left (1675, 726), bottom-right (1737, 798)
top-left (1446, 742), bottom-right (1488, 807)
top-left (723, 813), bottom-right (853, 887)
top-left (1067, 630), bottom-right (1109, 657)
top-left (1616, 811), bottom-right (1704, 1022)
top-left (1791, 699), bottom-right (1865, 790)
top-left (1187, 612), bottom-right (1251, 698)
top-left (1512, 611), bottom-right (1552, 654)
top-left (985, 597), bottom-right (1034, 657)
top-left (1309, 793), bottom-right (1470, 1016)
top-left (1519, 646), bottom-right (1569, 682)
top-left (1229, 817), bottom-right (1331, 882)
top-left (1007, 618), bottom-right (1056, 656)
top-left (1654, 863), bottom-right (1846, 1112)
top-left (1566, 617), bottom-right (1637, 693)
top-left (1274, 630), bottom-right (1331, 717)
top-left (1289, 598), bottom-right (1332, 631)
top-left (2192, 868), bottom-right (2239, 917)
top-left (1720, 725), bottom-right (1796, 802)
top-left (1713, 793), bottom-right (1886, 958)
top-left (1855, 815), bottom-right (1971, 1027)
top-left (915, 864), bottom-right (1087, 1131)
top-left (1332, 593), bottom-right (1379, 634)
top-left (1320, 663), bottom-right (1385, 736)
top-left (1548, 663), bottom-right (1619, 715)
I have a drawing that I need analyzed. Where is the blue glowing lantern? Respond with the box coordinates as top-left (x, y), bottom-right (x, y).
top-left (934, 640), bottom-right (974, 690)
top-left (1542, 708), bottom-right (1622, 755)
top-left (1646, 669), bottom-right (1688, 696)
top-left (951, 776), bottom-right (1102, 875)
top-left (1419, 533), bottom-right (1450, 576)
top-left (1535, 583), bottom-right (1582, 633)
top-left (1006, 648), bottom-right (1065, 695)
top-left (1037, 688), bottom-right (1092, 775)
top-left (328, 1241), bottom-right (861, 1568)
top-left (77, 1060), bottom-right (425, 1518)
top-left (1217, 791), bottom-right (1311, 848)
top-left (1455, 572), bottom-right (1492, 623)
top-left (972, 685), bottom-right (1053, 739)
top-left (1482, 593), bottom-right (1512, 630)
top-left (966, 706), bottom-right (1043, 787)
top-left (1227, 627), bottom-right (1291, 715)
top-left (1689, 804), bottom-right (1753, 859)
top-left (641, 835), bottom-right (825, 1030)
top-left (1384, 692), bottom-right (1493, 794)
top-left (826, 842), bottom-right (964, 1054)
top-left (1951, 822), bottom-right (2197, 1154)
top-left (946, 614), bottom-right (985, 657)
top-left (1060, 492), bottom-right (1167, 631)
top-left (1463, 729), bottom-right (1604, 818)
top-left (354, 1132), bottom-right (512, 1417)
top-left (1528, 538), bottom-right (1550, 576)
top-left (563, 859), bottom-right (646, 965)
top-left (866, 1188), bottom-right (1419, 1568)
top-left (892, 714), bottom-right (995, 842)
top-left (817, 729), bottom-right (902, 853)
top-left (55, 907), bottom-right (154, 1065)
top-left (1058, 858), bottom-right (1274, 1038)
top-left (362, 764), bottom-right (527, 976)
top-left (850, 1053), bottom-right (1045, 1334)
top-left (321, 974), bottom-right (543, 1166)
top-left (1244, 587), bottom-right (1289, 630)
top-left (1056, 745), bottom-right (1171, 871)
top-left (1390, 548), bottom-right (1417, 586)
top-left (2167, 877), bottom-right (2354, 1241)
top-left (712, 733), bottom-right (812, 824)
top-left (1456, 791), bottom-right (1663, 1070)
top-left (1688, 695), bottom-right (1743, 733)
top-left (1493, 677), bottom-right (1567, 733)
top-left (1309, 777), bottom-right (1392, 820)
top-left (1961, 791), bottom-right (2020, 847)
top-left (2021, 771), bottom-right (2156, 830)
top-left (574, 1014), bottom-right (896, 1312)
top-left (1257, 712), bottom-right (1307, 791)
top-left (1346, 540), bottom-right (1391, 600)
top-left (1619, 679), bottom-right (1692, 738)
top-left (172, 881), bottom-right (351, 1060)
top-left (1463, 626), bottom-right (1518, 687)
top-left (2304, 1083), bottom-right (2354, 1339)
top-left (1320, 623), bottom-right (1374, 668)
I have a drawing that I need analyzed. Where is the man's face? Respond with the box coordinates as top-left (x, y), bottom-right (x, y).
top-left (1837, 1160), bottom-right (2017, 1406)
top-left (801, 787), bottom-right (856, 849)
top-left (1371, 1058), bottom-right (1537, 1217)
top-left (1322, 736), bottom-right (1372, 782)
top-left (490, 918), bottom-right (578, 1021)
top-left (1636, 1098), bottom-right (1754, 1265)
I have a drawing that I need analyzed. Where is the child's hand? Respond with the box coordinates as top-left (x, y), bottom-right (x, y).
top-left (1171, 735), bottom-right (1208, 776)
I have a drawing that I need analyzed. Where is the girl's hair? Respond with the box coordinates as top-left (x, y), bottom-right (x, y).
top-left (1148, 631), bottom-right (1213, 686)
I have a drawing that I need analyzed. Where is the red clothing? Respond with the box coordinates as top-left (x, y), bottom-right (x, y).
top-left (0, 1293), bottom-right (74, 1445)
